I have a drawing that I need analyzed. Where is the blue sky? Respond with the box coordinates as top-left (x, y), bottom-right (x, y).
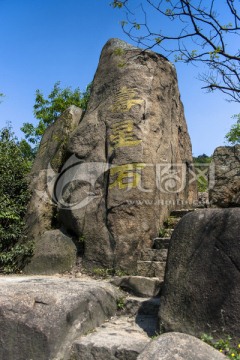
top-left (0, 0), bottom-right (239, 156)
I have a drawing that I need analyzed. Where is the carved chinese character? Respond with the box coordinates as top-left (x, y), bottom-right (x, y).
top-left (110, 120), bottom-right (141, 149)
top-left (109, 163), bottom-right (146, 190)
top-left (110, 86), bottom-right (143, 113)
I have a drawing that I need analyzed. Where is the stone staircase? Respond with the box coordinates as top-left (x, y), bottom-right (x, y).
top-left (69, 277), bottom-right (161, 360)
top-left (137, 209), bottom-right (194, 278)
top-left (68, 210), bottom-right (195, 359)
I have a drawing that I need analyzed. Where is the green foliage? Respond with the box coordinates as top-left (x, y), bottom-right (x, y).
top-left (116, 297), bottom-right (125, 310)
top-left (111, 0), bottom-right (240, 102)
top-left (0, 125), bottom-right (33, 273)
top-left (225, 114), bottom-right (240, 145)
top-left (159, 215), bottom-right (178, 238)
top-left (193, 154), bottom-right (212, 192)
top-left (111, 1), bottom-right (124, 8)
top-left (79, 235), bottom-right (85, 243)
top-left (158, 228), bottom-right (168, 237)
top-left (21, 81), bottom-right (92, 145)
top-left (92, 267), bottom-right (115, 278)
top-left (133, 22), bottom-right (141, 30)
top-left (113, 47), bottom-right (125, 56)
top-left (201, 334), bottom-right (240, 359)
top-left (164, 216), bottom-right (177, 228)
top-left (91, 267), bottom-right (129, 278)
top-left (115, 269), bottom-right (128, 277)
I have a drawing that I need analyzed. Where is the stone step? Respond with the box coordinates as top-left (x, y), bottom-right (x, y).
top-left (110, 276), bottom-right (162, 297)
top-left (120, 295), bottom-right (160, 317)
top-left (140, 249), bottom-right (167, 262)
top-left (158, 228), bottom-right (174, 237)
top-left (153, 237), bottom-right (170, 249)
top-left (70, 315), bottom-right (153, 360)
top-left (137, 261), bottom-right (166, 279)
top-left (170, 209), bottom-right (194, 218)
top-left (163, 216), bottom-right (182, 228)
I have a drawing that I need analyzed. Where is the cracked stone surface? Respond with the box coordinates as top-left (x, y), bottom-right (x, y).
top-left (57, 38), bottom-right (197, 274)
top-left (70, 316), bottom-right (151, 360)
top-left (209, 145), bottom-right (240, 207)
top-left (159, 208), bottom-right (240, 342)
top-left (0, 276), bottom-right (121, 360)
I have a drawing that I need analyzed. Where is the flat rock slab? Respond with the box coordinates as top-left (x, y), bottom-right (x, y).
top-left (110, 276), bottom-right (162, 297)
top-left (71, 315), bottom-right (151, 360)
top-left (0, 276), bottom-right (120, 360)
top-left (137, 332), bottom-right (228, 360)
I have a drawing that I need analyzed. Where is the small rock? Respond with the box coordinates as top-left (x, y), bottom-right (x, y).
top-left (75, 272), bottom-right (82, 278)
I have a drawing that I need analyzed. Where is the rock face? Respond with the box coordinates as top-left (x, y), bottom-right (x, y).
top-left (110, 276), bottom-right (162, 297)
top-left (137, 332), bottom-right (228, 360)
top-left (24, 229), bottom-right (77, 274)
top-left (0, 276), bottom-right (120, 360)
top-left (24, 105), bottom-right (82, 273)
top-left (57, 38), bottom-right (197, 274)
top-left (159, 208), bottom-right (240, 342)
top-left (71, 316), bottom-right (150, 360)
top-left (209, 145), bottom-right (240, 207)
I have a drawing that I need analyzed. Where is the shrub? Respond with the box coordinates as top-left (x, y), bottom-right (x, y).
top-left (201, 333), bottom-right (240, 359)
top-left (0, 126), bottom-right (33, 273)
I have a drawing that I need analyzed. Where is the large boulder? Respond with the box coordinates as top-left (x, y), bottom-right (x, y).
top-left (137, 332), bottom-right (228, 360)
top-left (24, 105), bottom-right (82, 273)
top-left (58, 38), bottom-right (197, 273)
top-left (209, 145), bottom-right (240, 207)
top-left (0, 276), bottom-right (120, 360)
top-left (159, 208), bottom-right (240, 342)
top-left (24, 229), bottom-right (77, 274)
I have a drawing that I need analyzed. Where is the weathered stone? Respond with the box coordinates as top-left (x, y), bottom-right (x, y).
top-left (153, 237), bottom-right (171, 249)
top-left (70, 316), bottom-right (150, 360)
top-left (159, 208), bottom-right (240, 342)
top-left (24, 229), bottom-right (77, 274)
top-left (137, 332), bottom-right (228, 360)
top-left (140, 249), bottom-right (168, 261)
top-left (137, 261), bottom-right (166, 279)
top-left (26, 105), bottom-right (82, 240)
top-left (209, 145), bottom-right (240, 207)
top-left (198, 191), bottom-right (209, 207)
top-left (110, 276), bottom-right (162, 297)
top-left (0, 276), bottom-right (120, 360)
top-left (119, 296), bottom-right (160, 317)
top-left (58, 38), bottom-right (197, 274)
top-left (169, 209), bottom-right (194, 217)
top-left (23, 106), bottom-right (82, 273)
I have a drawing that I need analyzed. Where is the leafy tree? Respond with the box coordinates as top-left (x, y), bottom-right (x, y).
top-left (111, 0), bottom-right (240, 102)
top-left (0, 125), bottom-right (33, 273)
top-left (193, 153), bottom-right (212, 192)
top-left (21, 81), bottom-right (92, 145)
top-left (193, 153), bottom-right (212, 164)
top-left (225, 113), bottom-right (240, 144)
